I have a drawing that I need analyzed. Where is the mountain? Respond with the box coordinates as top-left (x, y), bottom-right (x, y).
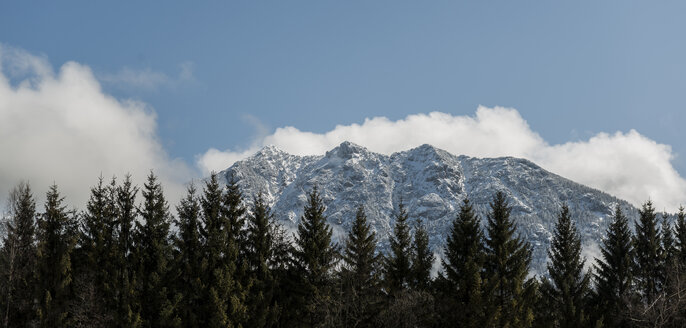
top-left (218, 141), bottom-right (637, 275)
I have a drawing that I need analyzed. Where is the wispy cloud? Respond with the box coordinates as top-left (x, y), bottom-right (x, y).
top-left (198, 107), bottom-right (686, 211)
top-left (98, 61), bottom-right (194, 90)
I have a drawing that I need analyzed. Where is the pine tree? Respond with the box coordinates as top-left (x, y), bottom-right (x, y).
top-left (73, 176), bottom-right (119, 325)
top-left (340, 205), bottom-right (382, 327)
top-left (594, 205), bottom-right (634, 327)
top-left (676, 206), bottom-right (686, 268)
top-left (1, 182), bottom-right (37, 327)
top-left (115, 175), bottom-right (142, 327)
top-left (385, 201), bottom-right (412, 294)
top-left (543, 205), bottom-right (591, 328)
top-left (221, 174), bottom-right (248, 326)
top-left (410, 219), bottom-right (433, 291)
top-left (135, 172), bottom-right (180, 327)
top-left (633, 200), bottom-right (664, 302)
top-left (661, 213), bottom-right (677, 268)
top-left (245, 193), bottom-right (279, 328)
top-left (81, 177), bottom-right (110, 279)
top-left (293, 186), bottom-right (337, 326)
top-left (342, 205), bottom-right (381, 294)
top-left (440, 198), bottom-right (488, 328)
top-left (200, 173), bottom-right (240, 328)
top-left (35, 184), bottom-right (77, 328)
top-left (224, 174), bottom-right (248, 263)
top-left (173, 183), bottom-right (203, 327)
top-left (269, 221), bottom-right (296, 326)
top-left (483, 191), bottom-right (535, 328)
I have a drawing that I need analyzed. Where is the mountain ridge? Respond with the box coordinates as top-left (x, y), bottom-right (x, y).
top-left (219, 141), bottom-right (637, 275)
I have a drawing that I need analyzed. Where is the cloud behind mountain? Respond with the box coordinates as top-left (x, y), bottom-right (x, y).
top-left (199, 107), bottom-right (686, 211)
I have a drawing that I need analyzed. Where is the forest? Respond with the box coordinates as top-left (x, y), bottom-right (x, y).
top-left (1, 172), bottom-right (686, 328)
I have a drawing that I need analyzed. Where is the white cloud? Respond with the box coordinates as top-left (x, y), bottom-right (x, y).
top-left (198, 107), bottom-right (686, 211)
top-left (0, 44), bottom-right (193, 208)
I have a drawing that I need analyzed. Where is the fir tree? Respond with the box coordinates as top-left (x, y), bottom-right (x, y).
top-left (483, 191), bottom-right (535, 328)
top-left (1, 182), bottom-right (37, 327)
top-left (200, 173), bottom-right (235, 328)
top-left (35, 184), bottom-right (77, 328)
top-left (543, 205), bottom-right (591, 328)
top-left (340, 205), bottom-right (382, 327)
top-left (245, 193), bottom-right (279, 328)
top-left (440, 198), bottom-right (488, 328)
top-left (410, 219), bottom-right (433, 290)
top-left (115, 175), bottom-right (142, 327)
top-left (74, 176), bottom-right (119, 325)
top-left (594, 205), bottom-right (634, 327)
top-left (676, 206), bottom-right (686, 268)
top-left (269, 222), bottom-right (296, 326)
top-left (342, 205), bottom-right (381, 294)
top-left (80, 177), bottom-right (110, 278)
top-left (633, 200), bottom-right (664, 302)
top-left (135, 172), bottom-right (180, 327)
top-left (385, 201), bottom-right (412, 294)
top-left (173, 183), bottom-right (203, 327)
top-left (223, 174), bottom-right (248, 262)
top-left (661, 213), bottom-right (677, 268)
top-left (293, 186), bottom-right (337, 326)
top-left (221, 174), bottom-right (248, 326)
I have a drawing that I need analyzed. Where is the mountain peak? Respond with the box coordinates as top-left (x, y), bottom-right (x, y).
top-left (415, 143), bottom-right (439, 152)
top-left (401, 143), bottom-right (452, 161)
top-left (326, 141), bottom-right (369, 159)
top-left (254, 144), bottom-right (285, 157)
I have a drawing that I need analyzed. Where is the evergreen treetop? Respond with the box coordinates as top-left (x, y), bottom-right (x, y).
top-left (245, 192), bottom-right (280, 328)
top-left (221, 173), bottom-right (249, 327)
top-left (338, 205), bottom-right (382, 327)
top-left (293, 186), bottom-right (337, 327)
top-left (545, 204), bottom-right (590, 328)
top-left (661, 213), bottom-right (677, 267)
top-left (441, 197), bottom-right (488, 328)
top-left (676, 206), bottom-right (686, 267)
top-left (594, 205), bottom-right (634, 327)
top-left (247, 192), bottom-right (274, 277)
top-left (173, 183), bottom-right (203, 327)
top-left (342, 205), bottom-right (380, 288)
top-left (136, 172), bottom-right (179, 328)
top-left (411, 219), bottom-right (433, 291)
top-left (76, 176), bottom-right (119, 325)
top-left (199, 172), bottom-right (245, 328)
top-left (484, 191), bottom-right (534, 328)
top-left (1, 182), bottom-right (37, 327)
top-left (295, 186), bottom-right (337, 286)
top-left (385, 201), bottom-right (412, 294)
top-left (442, 198), bottom-right (484, 288)
top-left (114, 174), bottom-right (142, 327)
top-left (633, 200), bottom-right (664, 302)
top-left (36, 184), bottom-right (77, 328)
top-left (200, 173), bottom-right (225, 267)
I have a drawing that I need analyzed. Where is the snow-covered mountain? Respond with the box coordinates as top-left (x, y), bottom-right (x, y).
top-left (218, 141), bottom-right (637, 275)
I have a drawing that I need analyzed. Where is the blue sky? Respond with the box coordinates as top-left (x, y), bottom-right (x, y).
top-left (1, 1), bottom-right (686, 208)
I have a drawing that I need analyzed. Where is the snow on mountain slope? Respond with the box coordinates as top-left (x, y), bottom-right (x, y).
top-left (218, 141), bottom-right (637, 275)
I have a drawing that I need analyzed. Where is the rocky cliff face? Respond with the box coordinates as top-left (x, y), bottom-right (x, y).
top-left (218, 141), bottom-right (636, 275)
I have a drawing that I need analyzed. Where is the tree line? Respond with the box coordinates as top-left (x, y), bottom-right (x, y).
top-left (1, 172), bottom-right (686, 327)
